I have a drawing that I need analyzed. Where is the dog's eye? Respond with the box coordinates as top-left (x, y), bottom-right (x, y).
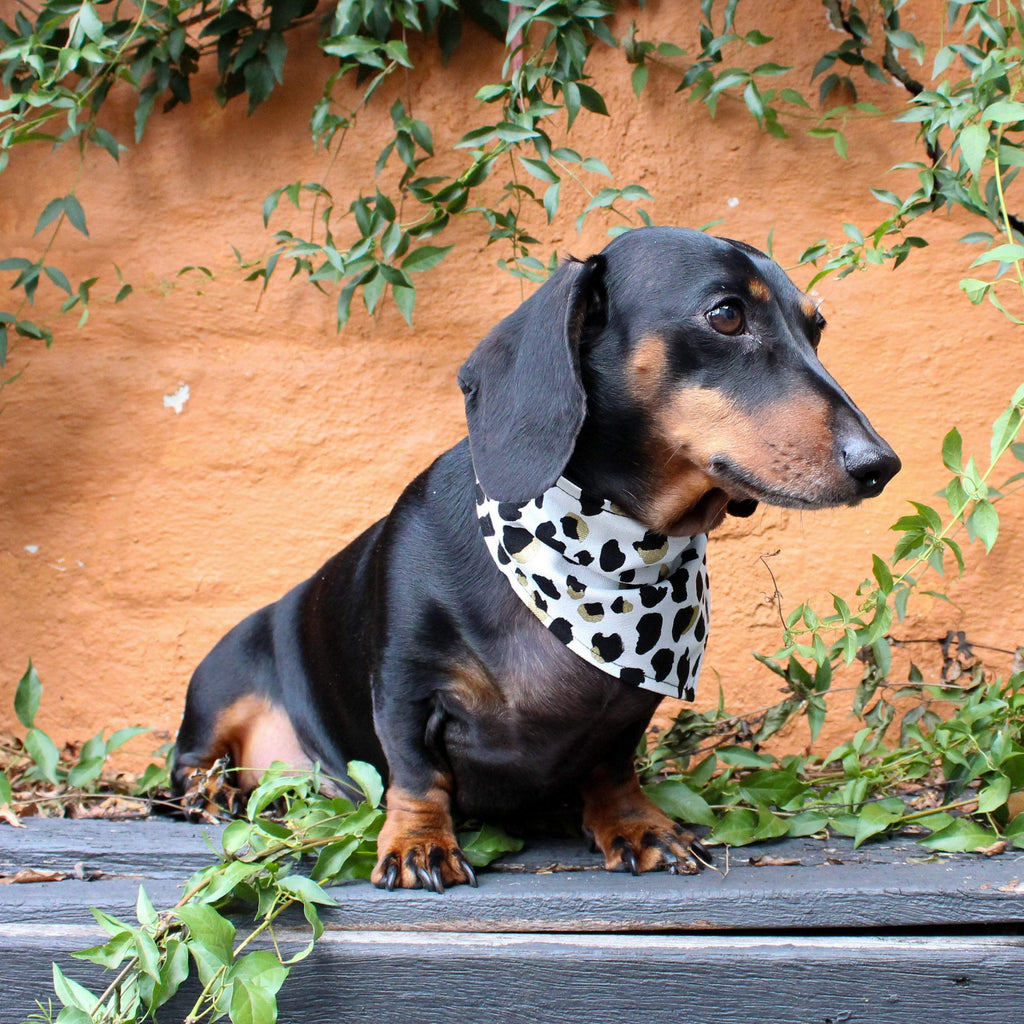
top-left (810, 311), bottom-right (826, 350)
top-left (707, 302), bottom-right (745, 336)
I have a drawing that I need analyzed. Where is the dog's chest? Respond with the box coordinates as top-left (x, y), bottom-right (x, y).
top-left (438, 597), bottom-right (660, 811)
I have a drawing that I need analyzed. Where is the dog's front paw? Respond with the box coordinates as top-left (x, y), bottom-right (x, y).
top-left (371, 785), bottom-right (478, 893)
top-left (588, 815), bottom-right (711, 876)
top-left (372, 837), bottom-right (477, 893)
top-left (582, 769), bottom-right (711, 876)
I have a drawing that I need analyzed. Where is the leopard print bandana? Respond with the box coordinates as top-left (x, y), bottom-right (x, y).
top-left (475, 477), bottom-right (709, 700)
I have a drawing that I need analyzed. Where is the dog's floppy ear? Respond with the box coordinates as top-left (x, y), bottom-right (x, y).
top-left (458, 254), bottom-right (606, 502)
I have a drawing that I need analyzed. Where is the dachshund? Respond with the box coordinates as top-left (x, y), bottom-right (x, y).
top-left (172, 226), bottom-right (900, 891)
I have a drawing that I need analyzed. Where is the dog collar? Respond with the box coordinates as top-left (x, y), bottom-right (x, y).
top-left (475, 477), bottom-right (709, 700)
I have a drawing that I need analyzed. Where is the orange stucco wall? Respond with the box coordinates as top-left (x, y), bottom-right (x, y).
top-left (1, 2), bottom-right (1023, 766)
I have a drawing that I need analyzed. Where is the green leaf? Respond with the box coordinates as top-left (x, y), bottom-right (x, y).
top-left (968, 499), bottom-right (999, 552)
top-left (52, 963), bottom-right (98, 1012)
top-left (942, 428), bottom-right (963, 474)
top-left (576, 83), bottom-right (609, 116)
top-left (392, 283), bottom-right (416, 326)
top-left (311, 838), bottom-right (361, 882)
top-left (176, 903), bottom-right (237, 964)
top-left (44, 266), bottom-right (72, 294)
top-left (991, 403), bottom-right (1022, 464)
top-left (277, 872), bottom-right (339, 907)
top-left (786, 810), bottom-right (828, 837)
top-left (346, 760), bottom-right (384, 807)
top-left (107, 725), bottom-right (149, 752)
top-left (74, 2), bottom-right (106, 44)
top-left (753, 807), bottom-right (790, 841)
top-left (24, 727), bottom-right (60, 783)
top-left (34, 197), bottom-right (67, 236)
top-left (738, 769), bottom-right (807, 808)
top-left (136, 884), bottom-right (158, 928)
top-left (959, 123), bottom-right (989, 181)
top-left (631, 63), bottom-right (648, 97)
top-left (919, 818), bottom-right (998, 853)
top-left (0, 769), bottom-right (11, 806)
top-left (73, 930), bottom-right (134, 968)
top-left (228, 951), bottom-right (288, 1024)
top-left (644, 779), bottom-right (716, 826)
top-left (401, 245), bottom-right (453, 273)
top-left (458, 823), bottom-right (524, 866)
top-left (63, 195), bottom-right (89, 237)
top-left (543, 182), bottom-right (561, 222)
top-left (853, 800), bottom-right (904, 848)
top-left (518, 156), bottom-right (559, 183)
top-left (708, 807), bottom-right (759, 846)
top-left (871, 554), bottom-right (893, 594)
top-left (971, 243), bottom-right (1024, 267)
top-left (977, 774), bottom-right (1011, 813)
top-left (14, 659), bottom-right (41, 728)
top-left (983, 100), bottom-right (1024, 124)
top-left (716, 746), bottom-right (774, 768)
top-left (228, 978), bottom-right (277, 1024)
top-left (200, 859), bottom-right (264, 904)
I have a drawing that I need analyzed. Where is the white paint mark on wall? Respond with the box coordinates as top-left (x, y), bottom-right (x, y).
top-left (164, 383), bottom-right (190, 414)
top-left (25, 545), bottom-right (39, 554)
top-left (726, 197), bottom-right (739, 208)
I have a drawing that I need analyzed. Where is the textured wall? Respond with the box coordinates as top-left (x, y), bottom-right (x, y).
top-left (1, 2), bottom-right (1022, 764)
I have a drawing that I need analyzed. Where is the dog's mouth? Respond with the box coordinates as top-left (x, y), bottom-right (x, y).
top-left (708, 457), bottom-right (835, 512)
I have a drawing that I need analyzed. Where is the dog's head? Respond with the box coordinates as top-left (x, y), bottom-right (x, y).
top-left (458, 226), bottom-right (900, 535)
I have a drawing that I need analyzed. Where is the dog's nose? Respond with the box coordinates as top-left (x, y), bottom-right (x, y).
top-left (843, 438), bottom-right (902, 498)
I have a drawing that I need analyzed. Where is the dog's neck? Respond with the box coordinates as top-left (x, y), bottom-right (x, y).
top-left (474, 476), bottom-right (710, 701)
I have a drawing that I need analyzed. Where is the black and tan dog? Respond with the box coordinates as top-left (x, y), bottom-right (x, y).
top-left (172, 226), bottom-right (900, 891)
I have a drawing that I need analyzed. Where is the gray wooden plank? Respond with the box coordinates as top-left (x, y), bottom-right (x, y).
top-left (4, 925), bottom-right (1024, 1024)
top-left (4, 819), bottom-right (1024, 932)
top-left (0, 818), bottom-right (224, 878)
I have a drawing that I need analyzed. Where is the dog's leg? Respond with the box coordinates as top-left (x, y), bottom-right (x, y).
top-left (369, 693), bottom-right (477, 893)
top-left (582, 758), bottom-right (711, 876)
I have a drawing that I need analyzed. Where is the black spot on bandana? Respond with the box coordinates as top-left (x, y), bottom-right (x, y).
top-left (592, 632), bottom-right (624, 663)
top-left (566, 574), bottom-right (586, 598)
top-left (576, 550), bottom-right (594, 566)
top-left (580, 494), bottom-right (604, 517)
top-left (639, 584), bottom-right (668, 608)
top-left (669, 569), bottom-right (690, 601)
top-left (599, 539), bottom-right (626, 572)
top-left (535, 520), bottom-right (567, 553)
top-left (549, 618), bottom-right (574, 644)
top-left (497, 501), bottom-right (522, 522)
top-left (532, 593), bottom-right (548, 614)
top-left (497, 547), bottom-right (511, 565)
top-left (534, 574), bottom-right (561, 600)
top-left (695, 571), bottom-right (705, 600)
top-left (478, 513), bottom-right (495, 537)
top-left (619, 666), bottom-right (645, 687)
top-left (619, 568), bottom-right (636, 584)
top-left (693, 611), bottom-right (707, 643)
top-left (610, 596), bottom-right (631, 614)
top-left (561, 514), bottom-right (585, 540)
top-left (635, 612), bottom-right (663, 655)
top-left (673, 605), bottom-right (697, 642)
top-left (676, 648), bottom-right (692, 690)
top-left (651, 648), bottom-right (674, 681)
top-left (503, 525), bottom-right (534, 557)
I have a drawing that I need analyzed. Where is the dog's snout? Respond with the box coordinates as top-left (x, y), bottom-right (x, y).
top-left (842, 436), bottom-right (901, 498)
